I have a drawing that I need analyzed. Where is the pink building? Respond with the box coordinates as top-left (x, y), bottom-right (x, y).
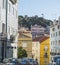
top-left (31, 24), bottom-right (45, 39)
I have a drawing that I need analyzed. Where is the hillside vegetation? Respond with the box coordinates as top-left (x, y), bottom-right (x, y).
top-left (18, 15), bottom-right (52, 30)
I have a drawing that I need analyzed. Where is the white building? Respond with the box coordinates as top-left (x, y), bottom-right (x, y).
top-left (50, 17), bottom-right (60, 62)
top-left (0, 0), bottom-right (18, 61)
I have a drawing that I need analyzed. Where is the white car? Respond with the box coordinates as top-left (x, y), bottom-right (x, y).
top-left (5, 63), bottom-right (15, 65)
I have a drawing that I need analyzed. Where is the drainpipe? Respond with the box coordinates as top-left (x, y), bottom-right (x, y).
top-left (5, 0), bottom-right (8, 58)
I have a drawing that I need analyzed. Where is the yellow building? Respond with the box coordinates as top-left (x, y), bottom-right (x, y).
top-left (18, 28), bottom-right (32, 58)
top-left (40, 36), bottom-right (50, 65)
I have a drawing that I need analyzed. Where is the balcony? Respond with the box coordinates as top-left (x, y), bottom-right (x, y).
top-left (10, 35), bottom-right (15, 43)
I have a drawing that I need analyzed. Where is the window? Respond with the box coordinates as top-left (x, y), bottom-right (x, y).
top-left (56, 40), bottom-right (57, 44)
top-left (2, 0), bottom-right (4, 8)
top-left (59, 40), bottom-right (60, 45)
top-left (16, 10), bottom-right (17, 18)
top-left (8, 3), bottom-right (11, 13)
top-left (52, 28), bottom-right (55, 31)
top-left (22, 42), bottom-right (27, 47)
top-left (2, 0), bottom-right (6, 8)
top-left (59, 31), bottom-right (60, 35)
top-left (53, 41), bottom-right (55, 45)
top-left (51, 41), bottom-right (52, 45)
top-left (2, 23), bottom-right (6, 33)
top-left (51, 34), bottom-right (52, 37)
top-left (14, 10), bottom-right (17, 18)
top-left (58, 25), bottom-right (60, 29)
top-left (12, 7), bottom-right (14, 15)
top-left (55, 49), bottom-right (57, 52)
top-left (56, 32), bottom-right (57, 36)
top-left (53, 33), bottom-right (55, 37)
top-left (55, 41), bottom-right (57, 45)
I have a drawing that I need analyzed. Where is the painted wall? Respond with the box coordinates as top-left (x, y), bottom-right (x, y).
top-left (0, 0), bottom-right (18, 60)
top-left (18, 32), bottom-right (32, 58)
top-left (40, 38), bottom-right (50, 65)
top-left (32, 42), bottom-right (40, 65)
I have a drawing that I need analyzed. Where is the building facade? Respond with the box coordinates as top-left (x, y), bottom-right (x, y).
top-left (50, 17), bottom-right (60, 62)
top-left (31, 24), bottom-right (45, 39)
top-left (0, 0), bottom-right (18, 61)
top-left (40, 36), bottom-right (50, 65)
top-left (31, 24), bottom-right (50, 39)
top-left (18, 28), bottom-right (32, 58)
top-left (32, 41), bottom-right (40, 65)
top-left (32, 37), bottom-right (42, 65)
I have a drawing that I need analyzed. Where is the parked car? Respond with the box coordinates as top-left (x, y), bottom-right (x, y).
top-left (0, 63), bottom-right (4, 65)
top-left (3, 58), bottom-right (12, 64)
top-left (33, 60), bottom-right (39, 65)
top-left (20, 58), bottom-right (29, 65)
top-left (52, 55), bottom-right (60, 65)
top-left (48, 63), bottom-right (52, 65)
top-left (5, 63), bottom-right (15, 65)
top-left (56, 59), bottom-right (60, 65)
top-left (3, 58), bottom-right (20, 65)
top-left (17, 58), bottom-right (22, 63)
top-left (28, 58), bottom-right (34, 65)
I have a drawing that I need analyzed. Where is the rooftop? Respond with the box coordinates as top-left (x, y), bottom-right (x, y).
top-left (33, 36), bottom-right (49, 43)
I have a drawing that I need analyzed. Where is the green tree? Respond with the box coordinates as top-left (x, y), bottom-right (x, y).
top-left (18, 15), bottom-right (53, 30)
top-left (18, 47), bottom-right (27, 58)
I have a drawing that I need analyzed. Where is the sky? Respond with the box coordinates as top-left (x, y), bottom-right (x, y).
top-left (18, 0), bottom-right (60, 20)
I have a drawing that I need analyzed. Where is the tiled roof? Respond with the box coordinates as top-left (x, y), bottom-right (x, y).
top-left (33, 36), bottom-right (49, 43)
top-left (39, 36), bottom-right (49, 43)
top-left (33, 36), bottom-right (43, 41)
